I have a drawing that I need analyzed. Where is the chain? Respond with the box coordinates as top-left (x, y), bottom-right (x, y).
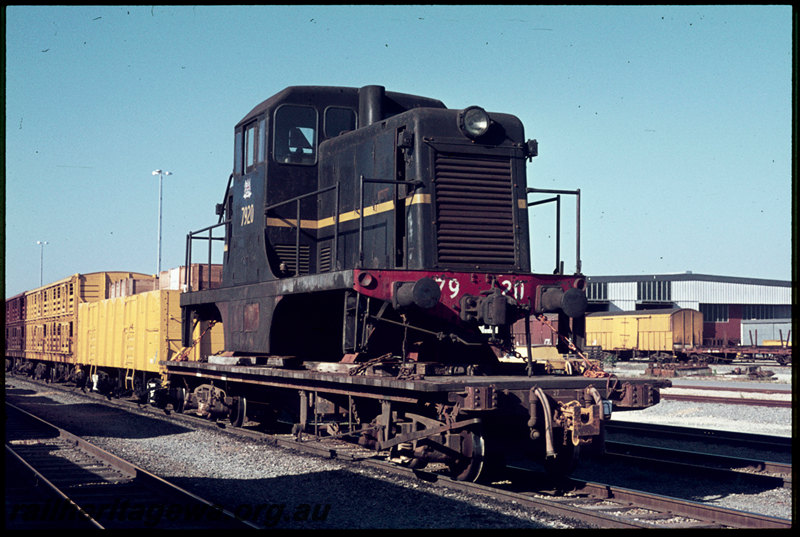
top-left (348, 352), bottom-right (396, 376)
top-left (534, 313), bottom-right (609, 378)
top-left (172, 320), bottom-right (217, 362)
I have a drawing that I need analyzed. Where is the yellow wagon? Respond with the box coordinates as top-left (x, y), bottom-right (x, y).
top-left (77, 289), bottom-right (223, 391)
top-left (15, 271), bottom-right (153, 365)
top-left (586, 308), bottom-right (703, 360)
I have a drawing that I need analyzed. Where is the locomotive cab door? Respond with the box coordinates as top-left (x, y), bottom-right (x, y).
top-left (265, 104), bottom-right (319, 278)
top-left (225, 117), bottom-right (271, 286)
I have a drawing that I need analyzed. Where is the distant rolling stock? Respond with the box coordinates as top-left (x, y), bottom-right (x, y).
top-left (586, 308), bottom-right (703, 360)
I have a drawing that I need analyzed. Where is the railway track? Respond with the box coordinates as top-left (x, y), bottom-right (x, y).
top-left (6, 375), bottom-right (792, 529)
top-left (605, 420), bottom-right (793, 454)
top-left (230, 425), bottom-right (783, 529)
top-left (603, 441), bottom-right (791, 489)
top-left (283, 434), bottom-right (792, 529)
top-left (602, 420), bottom-right (791, 487)
top-left (278, 433), bottom-right (792, 529)
top-left (5, 402), bottom-right (259, 530)
top-left (551, 478), bottom-right (791, 529)
top-left (661, 391), bottom-right (791, 408)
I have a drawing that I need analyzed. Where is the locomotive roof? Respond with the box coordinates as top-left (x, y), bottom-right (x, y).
top-left (238, 85), bottom-right (447, 126)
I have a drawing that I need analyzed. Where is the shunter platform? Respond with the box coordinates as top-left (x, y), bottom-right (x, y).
top-left (162, 359), bottom-right (669, 400)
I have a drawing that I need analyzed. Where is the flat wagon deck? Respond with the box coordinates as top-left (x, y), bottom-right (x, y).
top-left (164, 358), bottom-right (665, 402)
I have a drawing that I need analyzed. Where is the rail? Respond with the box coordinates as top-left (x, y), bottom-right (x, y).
top-left (264, 183), bottom-right (340, 276)
top-left (185, 176), bottom-right (424, 284)
top-left (527, 187), bottom-right (581, 275)
top-left (184, 221), bottom-right (227, 292)
top-left (6, 402), bottom-right (258, 529)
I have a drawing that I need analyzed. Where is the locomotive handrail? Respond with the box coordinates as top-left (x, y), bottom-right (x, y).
top-left (358, 176), bottom-right (423, 267)
top-left (186, 175), bottom-right (422, 285)
top-left (217, 173), bottom-right (233, 225)
top-left (185, 220), bottom-right (228, 292)
top-left (527, 187), bottom-right (581, 275)
top-left (263, 184), bottom-right (339, 211)
top-left (264, 183), bottom-right (340, 276)
top-left (528, 195), bottom-right (562, 275)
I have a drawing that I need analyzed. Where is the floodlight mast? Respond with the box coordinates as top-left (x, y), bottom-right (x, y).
top-left (36, 240), bottom-right (48, 286)
top-left (152, 169), bottom-right (173, 275)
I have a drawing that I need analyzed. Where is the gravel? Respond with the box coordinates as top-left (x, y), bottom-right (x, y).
top-left (606, 362), bottom-right (792, 437)
top-left (5, 378), bottom-right (574, 529)
top-left (6, 364), bottom-right (793, 527)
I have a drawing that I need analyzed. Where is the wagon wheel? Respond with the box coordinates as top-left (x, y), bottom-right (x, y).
top-left (172, 387), bottom-right (186, 413)
top-left (543, 441), bottom-right (580, 477)
top-left (406, 456), bottom-right (428, 470)
top-left (229, 396), bottom-right (247, 427)
top-left (447, 427), bottom-right (487, 482)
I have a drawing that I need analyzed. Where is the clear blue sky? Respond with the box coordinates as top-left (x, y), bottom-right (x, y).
top-left (4, 5), bottom-right (793, 297)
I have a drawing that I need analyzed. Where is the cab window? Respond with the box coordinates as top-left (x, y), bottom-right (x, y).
top-left (274, 105), bottom-right (317, 165)
top-left (258, 118), bottom-right (266, 162)
top-left (324, 107), bottom-right (356, 137)
top-left (244, 121), bottom-right (257, 171)
top-left (234, 130), bottom-right (243, 175)
top-left (235, 119), bottom-right (264, 175)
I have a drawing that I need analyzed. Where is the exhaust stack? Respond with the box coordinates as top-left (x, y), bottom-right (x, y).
top-left (359, 85), bottom-right (385, 127)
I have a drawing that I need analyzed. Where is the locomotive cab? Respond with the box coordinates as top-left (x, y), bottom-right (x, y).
top-left (223, 86), bottom-right (447, 286)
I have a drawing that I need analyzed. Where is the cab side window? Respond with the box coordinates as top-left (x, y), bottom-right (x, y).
top-left (244, 121), bottom-right (257, 171)
top-left (324, 107), bottom-right (356, 137)
top-left (274, 105), bottom-right (317, 165)
top-left (234, 130), bottom-right (243, 175)
top-left (235, 118), bottom-right (266, 175)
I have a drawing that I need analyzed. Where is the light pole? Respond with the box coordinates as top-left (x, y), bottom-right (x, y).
top-left (152, 169), bottom-right (173, 275)
top-left (36, 240), bottom-right (48, 286)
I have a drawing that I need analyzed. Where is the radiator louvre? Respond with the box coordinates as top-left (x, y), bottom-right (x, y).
top-left (434, 153), bottom-right (516, 267)
top-left (275, 244), bottom-right (310, 275)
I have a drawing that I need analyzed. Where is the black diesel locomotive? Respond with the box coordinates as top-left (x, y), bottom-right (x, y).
top-left (162, 85), bottom-right (666, 481)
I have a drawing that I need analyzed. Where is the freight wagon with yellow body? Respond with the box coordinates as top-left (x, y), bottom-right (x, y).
top-left (77, 289), bottom-right (224, 394)
top-left (585, 308), bottom-right (703, 360)
top-left (5, 272), bottom-right (153, 377)
top-left (5, 269), bottom-right (224, 397)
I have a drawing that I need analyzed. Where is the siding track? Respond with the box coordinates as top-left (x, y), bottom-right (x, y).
top-left (5, 402), bottom-right (259, 530)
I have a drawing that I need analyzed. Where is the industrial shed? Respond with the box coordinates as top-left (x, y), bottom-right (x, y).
top-left (584, 273), bottom-right (792, 347)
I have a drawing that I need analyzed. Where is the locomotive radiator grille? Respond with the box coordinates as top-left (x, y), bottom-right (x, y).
top-left (274, 244), bottom-right (310, 275)
top-left (434, 152), bottom-right (516, 267)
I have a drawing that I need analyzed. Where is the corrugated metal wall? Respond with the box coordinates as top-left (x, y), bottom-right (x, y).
top-left (598, 277), bottom-right (790, 311)
top-left (589, 275), bottom-right (790, 347)
top-left (672, 280), bottom-right (791, 305)
top-left (607, 281), bottom-right (636, 311)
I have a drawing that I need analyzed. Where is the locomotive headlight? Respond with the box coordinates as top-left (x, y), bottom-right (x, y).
top-left (458, 106), bottom-right (491, 139)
